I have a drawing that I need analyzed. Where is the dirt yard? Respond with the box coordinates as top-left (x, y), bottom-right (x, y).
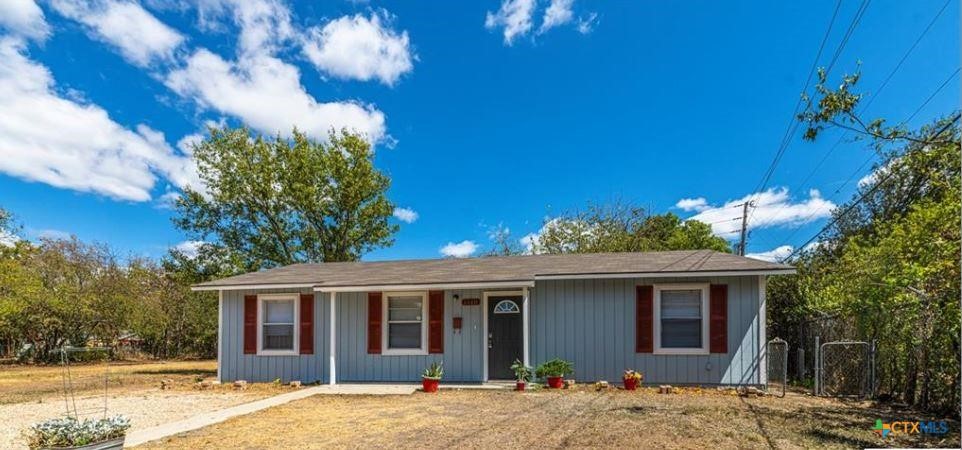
top-left (0, 360), bottom-right (292, 450)
top-left (137, 386), bottom-right (959, 449)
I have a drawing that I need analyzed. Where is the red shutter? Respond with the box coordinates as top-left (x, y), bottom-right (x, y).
top-left (243, 295), bottom-right (257, 354)
top-left (299, 293), bottom-right (314, 354)
top-left (367, 292), bottom-right (382, 354)
top-left (709, 284), bottom-right (728, 353)
top-left (428, 290), bottom-right (444, 354)
top-left (635, 285), bottom-right (653, 353)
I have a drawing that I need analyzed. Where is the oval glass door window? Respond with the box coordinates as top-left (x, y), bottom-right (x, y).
top-left (493, 300), bottom-right (520, 314)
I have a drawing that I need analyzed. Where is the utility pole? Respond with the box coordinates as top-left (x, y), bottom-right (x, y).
top-left (737, 201), bottom-right (754, 256)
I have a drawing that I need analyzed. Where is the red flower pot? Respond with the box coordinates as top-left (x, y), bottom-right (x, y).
top-left (516, 381), bottom-right (526, 391)
top-left (422, 377), bottom-right (440, 393)
top-left (624, 378), bottom-right (639, 391)
top-left (547, 376), bottom-right (564, 389)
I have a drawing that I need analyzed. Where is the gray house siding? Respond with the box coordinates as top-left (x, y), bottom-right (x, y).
top-left (217, 276), bottom-right (765, 386)
top-left (529, 276), bottom-right (764, 385)
top-left (219, 288), bottom-right (329, 383)
top-left (335, 290), bottom-right (485, 382)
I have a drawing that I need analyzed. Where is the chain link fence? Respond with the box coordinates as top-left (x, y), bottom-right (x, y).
top-left (815, 340), bottom-right (875, 398)
top-left (766, 338), bottom-right (788, 397)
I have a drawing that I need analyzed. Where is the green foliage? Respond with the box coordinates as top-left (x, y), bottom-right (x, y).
top-left (773, 69), bottom-right (960, 413)
top-left (27, 415), bottom-right (130, 449)
top-left (174, 126), bottom-right (397, 271)
top-left (510, 359), bottom-right (532, 382)
top-left (526, 202), bottom-right (731, 255)
top-left (422, 361), bottom-right (444, 379)
top-left (535, 358), bottom-right (573, 378)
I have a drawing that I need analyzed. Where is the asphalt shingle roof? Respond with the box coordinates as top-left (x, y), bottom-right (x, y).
top-left (194, 250), bottom-right (794, 289)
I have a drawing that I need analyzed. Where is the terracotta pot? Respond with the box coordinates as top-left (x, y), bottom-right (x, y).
top-left (516, 381), bottom-right (526, 391)
top-left (546, 376), bottom-right (564, 389)
top-left (624, 378), bottom-right (639, 391)
top-left (422, 377), bottom-right (440, 393)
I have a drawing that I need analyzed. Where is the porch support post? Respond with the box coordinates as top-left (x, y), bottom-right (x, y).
top-left (217, 290), bottom-right (223, 382)
top-left (522, 286), bottom-right (530, 368)
top-left (329, 291), bottom-right (336, 385)
top-left (758, 275), bottom-right (767, 386)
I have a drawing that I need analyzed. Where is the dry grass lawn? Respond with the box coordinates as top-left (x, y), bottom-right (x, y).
top-left (0, 360), bottom-right (219, 404)
top-left (137, 386), bottom-right (960, 449)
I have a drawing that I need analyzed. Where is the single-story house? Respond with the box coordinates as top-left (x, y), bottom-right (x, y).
top-left (193, 250), bottom-right (794, 386)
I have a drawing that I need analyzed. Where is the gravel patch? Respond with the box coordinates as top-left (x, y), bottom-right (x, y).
top-left (1, 388), bottom-right (269, 450)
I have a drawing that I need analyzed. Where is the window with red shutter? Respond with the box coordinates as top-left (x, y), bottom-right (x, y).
top-left (299, 293), bottom-right (314, 355)
top-left (635, 285), bottom-right (653, 353)
top-left (428, 290), bottom-right (444, 354)
top-left (367, 292), bottom-right (382, 354)
top-left (243, 295), bottom-right (257, 354)
top-left (709, 284), bottom-right (728, 353)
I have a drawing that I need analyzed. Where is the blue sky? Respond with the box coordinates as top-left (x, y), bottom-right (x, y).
top-left (0, 0), bottom-right (958, 262)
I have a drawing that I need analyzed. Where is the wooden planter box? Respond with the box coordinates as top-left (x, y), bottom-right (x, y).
top-left (42, 437), bottom-right (124, 450)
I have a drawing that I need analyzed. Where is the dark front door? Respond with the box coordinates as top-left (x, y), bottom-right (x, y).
top-left (487, 295), bottom-right (523, 379)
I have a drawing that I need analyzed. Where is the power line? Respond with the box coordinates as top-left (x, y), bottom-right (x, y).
top-left (780, 113), bottom-right (960, 261)
top-left (745, 0), bottom-right (870, 233)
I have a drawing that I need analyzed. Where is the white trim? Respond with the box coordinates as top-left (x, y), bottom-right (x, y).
top-left (381, 291), bottom-right (429, 356)
top-left (192, 283), bottom-right (316, 292)
top-left (256, 293), bottom-right (299, 356)
top-left (758, 275), bottom-right (767, 385)
top-left (482, 290), bottom-right (525, 381)
top-left (534, 269), bottom-right (795, 280)
top-left (316, 280), bottom-right (534, 293)
top-left (217, 290), bottom-right (223, 382)
top-left (522, 287), bottom-right (530, 368)
top-left (652, 283), bottom-right (710, 355)
top-left (329, 292), bottom-right (336, 385)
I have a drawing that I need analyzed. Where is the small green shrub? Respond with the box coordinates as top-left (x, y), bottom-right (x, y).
top-left (535, 358), bottom-right (573, 379)
top-left (26, 416), bottom-right (130, 449)
top-left (510, 359), bottom-right (532, 382)
top-left (422, 361), bottom-right (444, 379)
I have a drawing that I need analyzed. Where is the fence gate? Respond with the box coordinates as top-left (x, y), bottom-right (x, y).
top-left (816, 340), bottom-right (873, 398)
top-left (766, 338), bottom-right (788, 397)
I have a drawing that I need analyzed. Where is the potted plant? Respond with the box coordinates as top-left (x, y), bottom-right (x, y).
top-left (623, 369), bottom-right (643, 391)
top-left (535, 358), bottom-right (573, 389)
top-left (510, 359), bottom-right (532, 391)
top-left (421, 361), bottom-right (443, 393)
top-left (26, 415), bottom-right (130, 450)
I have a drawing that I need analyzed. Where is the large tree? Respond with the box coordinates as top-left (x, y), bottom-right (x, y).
top-left (504, 202), bottom-right (731, 255)
top-left (174, 127), bottom-right (397, 271)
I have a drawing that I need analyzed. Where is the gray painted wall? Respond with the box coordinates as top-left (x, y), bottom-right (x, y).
top-left (218, 276), bottom-right (765, 385)
top-left (530, 276), bottom-right (764, 386)
top-left (220, 288), bottom-right (328, 383)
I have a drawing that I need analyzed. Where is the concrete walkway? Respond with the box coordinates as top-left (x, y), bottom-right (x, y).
top-left (125, 384), bottom-right (416, 447)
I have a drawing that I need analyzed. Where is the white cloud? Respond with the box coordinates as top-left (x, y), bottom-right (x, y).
top-left (173, 240), bottom-right (205, 259)
top-left (302, 11), bottom-right (414, 86)
top-left (36, 229), bottom-right (72, 240)
top-left (0, 228), bottom-right (19, 247)
top-left (49, 0), bottom-right (185, 67)
top-left (539, 0), bottom-right (573, 34)
top-left (675, 197), bottom-right (709, 212)
top-left (167, 0), bottom-right (387, 143)
top-left (682, 188), bottom-right (836, 239)
top-left (0, 0), bottom-right (49, 41)
top-left (746, 245), bottom-right (793, 262)
top-left (519, 232), bottom-right (539, 253)
top-left (440, 240), bottom-right (478, 258)
top-left (0, 38), bottom-right (197, 201)
top-left (576, 12), bottom-right (598, 34)
top-left (485, 0), bottom-right (536, 45)
top-left (393, 207), bottom-right (418, 223)
top-left (166, 49), bottom-right (386, 142)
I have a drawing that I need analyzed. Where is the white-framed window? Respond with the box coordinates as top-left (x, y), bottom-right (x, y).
top-left (493, 299), bottom-right (520, 314)
top-left (257, 293), bottom-right (299, 355)
top-left (653, 284), bottom-right (709, 355)
top-left (382, 291), bottom-right (428, 355)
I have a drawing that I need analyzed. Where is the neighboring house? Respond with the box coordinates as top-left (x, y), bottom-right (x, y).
top-left (193, 250), bottom-right (794, 386)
